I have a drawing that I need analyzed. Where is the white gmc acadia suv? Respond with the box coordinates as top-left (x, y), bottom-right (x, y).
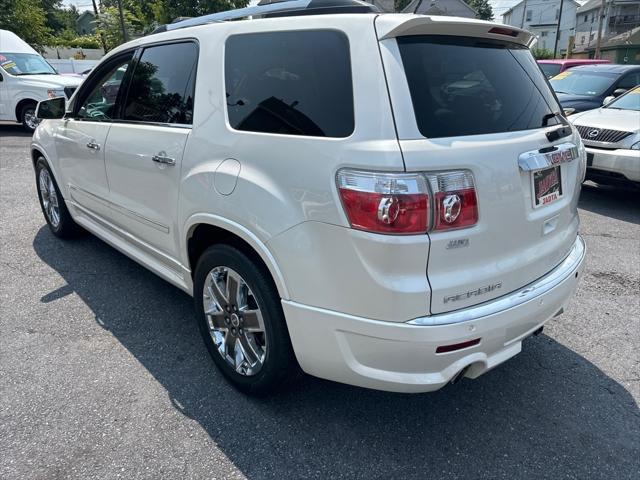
top-left (31, 0), bottom-right (587, 395)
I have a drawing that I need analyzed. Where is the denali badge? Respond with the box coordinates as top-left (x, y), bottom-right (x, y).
top-left (446, 239), bottom-right (469, 249)
top-left (444, 283), bottom-right (502, 304)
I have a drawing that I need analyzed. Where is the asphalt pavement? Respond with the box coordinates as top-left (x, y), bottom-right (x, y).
top-left (1, 123), bottom-right (639, 479)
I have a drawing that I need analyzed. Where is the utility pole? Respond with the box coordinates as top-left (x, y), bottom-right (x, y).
top-left (594, 0), bottom-right (606, 59)
top-left (91, 0), bottom-right (108, 53)
top-left (553, 0), bottom-right (565, 58)
top-left (116, 0), bottom-right (128, 43)
top-left (520, 0), bottom-right (529, 28)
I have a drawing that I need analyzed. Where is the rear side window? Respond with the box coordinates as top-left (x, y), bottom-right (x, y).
top-left (398, 36), bottom-right (561, 139)
top-left (225, 30), bottom-right (354, 138)
top-left (123, 42), bottom-right (198, 125)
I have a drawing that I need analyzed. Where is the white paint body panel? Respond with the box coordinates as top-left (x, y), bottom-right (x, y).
top-left (30, 14), bottom-right (585, 393)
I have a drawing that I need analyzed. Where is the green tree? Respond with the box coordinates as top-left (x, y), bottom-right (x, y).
top-left (466, 0), bottom-right (493, 21)
top-left (0, 0), bottom-right (51, 52)
top-left (95, 6), bottom-right (144, 51)
top-left (146, 0), bottom-right (251, 24)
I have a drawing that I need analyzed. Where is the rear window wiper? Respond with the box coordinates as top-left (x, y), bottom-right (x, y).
top-left (542, 112), bottom-right (572, 143)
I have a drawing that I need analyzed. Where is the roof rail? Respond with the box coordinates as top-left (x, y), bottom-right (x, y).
top-left (152, 0), bottom-right (378, 33)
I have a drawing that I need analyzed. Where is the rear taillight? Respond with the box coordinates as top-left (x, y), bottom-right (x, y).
top-left (337, 169), bottom-right (478, 235)
top-left (427, 170), bottom-right (479, 231)
top-left (336, 170), bottom-right (429, 234)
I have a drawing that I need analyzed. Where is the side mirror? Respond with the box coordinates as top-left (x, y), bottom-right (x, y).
top-left (36, 97), bottom-right (66, 120)
top-left (563, 107), bottom-right (576, 116)
top-left (603, 96), bottom-right (615, 106)
top-left (613, 88), bottom-right (627, 97)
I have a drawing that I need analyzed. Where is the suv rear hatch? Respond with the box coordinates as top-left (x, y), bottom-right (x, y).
top-left (376, 16), bottom-right (584, 314)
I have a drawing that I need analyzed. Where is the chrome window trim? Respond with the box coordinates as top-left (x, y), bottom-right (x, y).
top-left (408, 235), bottom-right (585, 326)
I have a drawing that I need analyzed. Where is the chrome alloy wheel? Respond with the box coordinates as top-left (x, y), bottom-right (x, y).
top-left (203, 266), bottom-right (267, 376)
top-left (39, 168), bottom-right (60, 228)
top-left (24, 108), bottom-right (39, 130)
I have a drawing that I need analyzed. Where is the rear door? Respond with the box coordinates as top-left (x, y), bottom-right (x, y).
top-left (377, 19), bottom-right (584, 314)
top-left (103, 41), bottom-right (198, 257)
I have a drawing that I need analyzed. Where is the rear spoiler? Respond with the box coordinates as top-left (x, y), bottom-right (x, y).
top-left (376, 14), bottom-right (534, 48)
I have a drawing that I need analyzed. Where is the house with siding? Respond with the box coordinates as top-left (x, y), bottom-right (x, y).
top-left (401, 0), bottom-right (478, 18)
top-left (573, 0), bottom-right (640, 52)
top-left (75, 11), bottom-right (96, 35)
top-left (502, 0), bottom-right (580, 56)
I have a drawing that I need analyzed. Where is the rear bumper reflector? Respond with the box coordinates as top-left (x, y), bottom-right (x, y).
top-left (436, 338), bottom-right (481, 354)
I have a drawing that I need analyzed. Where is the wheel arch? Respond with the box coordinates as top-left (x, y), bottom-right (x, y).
top-left (15, 98), bottom-right (38, 122)
top-left (185, 215), bottom-right (290, 300)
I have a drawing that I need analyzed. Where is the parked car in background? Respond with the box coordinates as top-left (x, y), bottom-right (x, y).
top-left (47, 59), bottom-right (99, 78)
top-left (538, 59), bottom-right (610, 79)
top-left (0, 29), bottom-right (82, 132)
top-left (570, 86), bottom-right (640, 187)
top-left (32, 1), bottom-right (586, 395)
top-left (550, 64), bottom-right (640, 114)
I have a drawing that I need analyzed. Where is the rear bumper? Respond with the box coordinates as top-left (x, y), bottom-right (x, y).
top-left (586, 146), bottom-right (640, 183)
top-left (283, 235), bottom-right (585, 393)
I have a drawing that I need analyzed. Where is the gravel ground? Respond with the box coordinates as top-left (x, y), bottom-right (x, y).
top-left (1, 123), bottom-right (639, 479)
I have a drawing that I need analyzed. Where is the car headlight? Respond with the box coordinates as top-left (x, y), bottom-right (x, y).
top-left (631, 141), bottom-right (640, 150)
top-left (47, 89), bottom-right (65, 99)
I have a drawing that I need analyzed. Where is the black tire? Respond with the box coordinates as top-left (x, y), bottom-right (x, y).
top-left (194, 244), bottom-right (297, 395)
top-left (35, 158), bottom-right (84, 239)
top-left (20, 102), bottom-right (38, 133)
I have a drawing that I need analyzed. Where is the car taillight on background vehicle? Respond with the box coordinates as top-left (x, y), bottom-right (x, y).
top-left (336, 170), bottom-right (429, 234)
top-left (336, 169), bottom-right (478, 235)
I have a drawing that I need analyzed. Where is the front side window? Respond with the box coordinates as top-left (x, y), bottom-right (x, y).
top-left (76, 55), bottom-right (132, 121)
top-left (606, 86), bottom-right (640, 111)
top-left (616, 73), bottom-right (640, 90)
top-left (123, 42), bottom-right (198, 125)
top-left (225, 30), bottom-right (354, 138)
top-left (0, 53), bottom-right (56, 76)
top-left (398, 36), bottom-right (561, 139)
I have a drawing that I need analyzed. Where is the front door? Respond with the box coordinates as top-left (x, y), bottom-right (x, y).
top-left (55, 52), bottom-right (134, 219)
top-left (103, 41), bottom-right (198, 257)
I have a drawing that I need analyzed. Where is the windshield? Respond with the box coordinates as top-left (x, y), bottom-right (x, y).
top-left (397, 36), bottom-right (561, 139)
top-left (0, 53), bottom-right (57, 75)
top-left (606, 86), bottom-right (640, 111)
top-left (539, 63), bottom-right (562, 79)
top-left (550, 70), bottom-right (617, 96)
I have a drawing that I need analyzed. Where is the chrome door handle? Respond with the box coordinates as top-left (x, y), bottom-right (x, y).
top-left (86, 141), bottom-right (100, 151)
top-left (151, 154), bottom-right (176, 166)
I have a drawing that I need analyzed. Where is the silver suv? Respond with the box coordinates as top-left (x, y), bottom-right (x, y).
top-left (32, 0), bottom-right (586, 395)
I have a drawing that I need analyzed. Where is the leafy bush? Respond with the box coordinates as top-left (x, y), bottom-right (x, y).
top-left (51, 34), bottom-right (102, 49)
top-left (531, 48), bottom-right (555, 60)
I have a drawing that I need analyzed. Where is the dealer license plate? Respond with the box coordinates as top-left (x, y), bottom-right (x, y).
top-left (533, 165), bottom-right (563, 208)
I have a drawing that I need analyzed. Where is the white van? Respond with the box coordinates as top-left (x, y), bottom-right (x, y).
top-left (0, 29), bottom-right (82, 132)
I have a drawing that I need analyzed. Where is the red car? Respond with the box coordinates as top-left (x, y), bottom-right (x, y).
top-left (538, 59), bottom-right (611, 79)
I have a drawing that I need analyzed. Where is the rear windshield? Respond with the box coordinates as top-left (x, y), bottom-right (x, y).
top-left (539, 63), bottom-right (562, 78)
top-left (549, 70), bottom-right (617, 96)
top-left (397, 36), bottom-right (561, 139)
